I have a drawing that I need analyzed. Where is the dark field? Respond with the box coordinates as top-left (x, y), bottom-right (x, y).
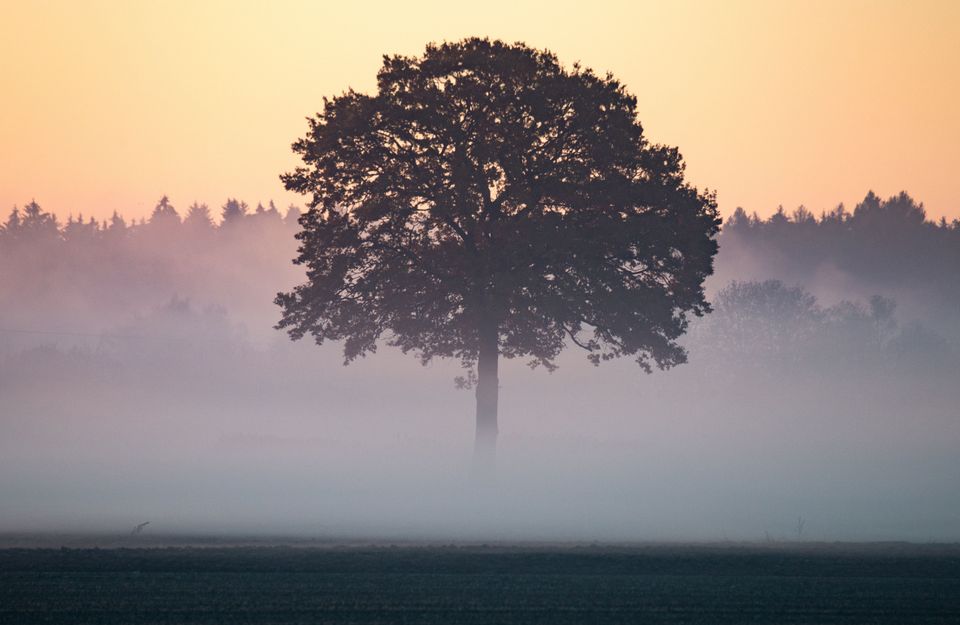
top-left (2, 541), bottom-right (960, 624)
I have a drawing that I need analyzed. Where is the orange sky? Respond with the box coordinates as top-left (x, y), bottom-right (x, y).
top-left (2, 0), bottom-right (959, 223)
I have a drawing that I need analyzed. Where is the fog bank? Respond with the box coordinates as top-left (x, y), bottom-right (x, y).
top-left (2, 194), bottom-right (958, 541)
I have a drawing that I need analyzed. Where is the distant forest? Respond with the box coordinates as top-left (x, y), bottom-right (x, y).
top-left (719, 192), bottom-right (959, 322)
top-left (1, 190), bottom-right (957, 387)
top-left (0, 197), bottom-right (302, 337)
top-left (3, 191), bottom-right (958, 519)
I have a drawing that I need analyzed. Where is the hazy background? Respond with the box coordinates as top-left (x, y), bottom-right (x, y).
top-left (2, 0), bottom-right (960, 223)
top-left (2, 0), bottom-right (958, 542)
top-left (1, 193), bottom-right (957, 541)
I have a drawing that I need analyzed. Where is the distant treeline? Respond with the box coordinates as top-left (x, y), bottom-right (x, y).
top-left (0, 190), bottom-right (957, 360)
top-left (719, 192), bottom-right (958, 301)
top-left (0, 192), bottom-right (958, 429)
top-left (3, 191), bottom-right (957, 270)
top-left (2, 190), bottom-right (956, 274)
top-left (0, 197), bottom-right (302, 337)
top-left (0, 196), bottom-right (302, 243)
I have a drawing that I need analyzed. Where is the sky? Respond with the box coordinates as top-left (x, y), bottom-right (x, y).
top-left (1, 0), bottom-right (959, 223)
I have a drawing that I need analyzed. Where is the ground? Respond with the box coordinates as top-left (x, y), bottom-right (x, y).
top-left (2, 538), bottom-right (959, 624)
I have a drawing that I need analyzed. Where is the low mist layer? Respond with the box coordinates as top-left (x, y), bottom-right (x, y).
top-left (1, 193), bottom-right (958, 541)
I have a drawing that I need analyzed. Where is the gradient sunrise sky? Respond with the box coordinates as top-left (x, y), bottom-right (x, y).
top-left (2, 0), bottom-right (958, 222)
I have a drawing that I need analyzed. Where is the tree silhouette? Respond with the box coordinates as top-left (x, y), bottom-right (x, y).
top-left (276, 38), bottom-right (720, 462)
top-left (220, 198), bottom-right (248, 225)
top-left (1, 206), bottom-right (22, 242)
top-left (107, 211), bottom-right (127, 233)
top-left (184, 202), bottom-right (214, 231)
top-left (149, 196), bottom-right (180, 227)
top-left (63, 214), bottom-right (99, 246)
top-left (283, 205), bottom-right (302, 228)
top-left (851, 190), bottom-right (925, 228)
top-left (708, 280), bottom-right (823, 365)
top-left (18, 201), bottom-right (60, 242)
top-left (251, 200), bottom-right (283, 225)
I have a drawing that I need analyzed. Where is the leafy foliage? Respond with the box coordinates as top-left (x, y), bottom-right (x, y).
top-left (277, 38), bottom-right (720, 373)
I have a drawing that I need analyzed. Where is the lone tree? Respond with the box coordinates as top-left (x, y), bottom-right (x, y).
top-left (276, 38), bottom-right (720, 463)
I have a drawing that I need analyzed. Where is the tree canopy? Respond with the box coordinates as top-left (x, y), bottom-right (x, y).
top-left (276, 38), bottom-right (721, 378)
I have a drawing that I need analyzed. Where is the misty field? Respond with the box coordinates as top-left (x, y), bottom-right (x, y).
top-left (2, 543), bottom-right (960, 624)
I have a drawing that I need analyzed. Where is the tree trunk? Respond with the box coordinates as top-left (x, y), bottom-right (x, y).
top-left (474, 322), bottom-right (499, 471)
